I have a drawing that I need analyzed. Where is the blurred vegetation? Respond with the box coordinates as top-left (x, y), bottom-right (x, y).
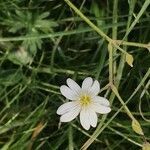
top-left (0, 0), bottom-right (150, 149)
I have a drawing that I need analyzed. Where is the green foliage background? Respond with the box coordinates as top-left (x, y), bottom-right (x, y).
top-left (0, 0), bottom-right (150, 149)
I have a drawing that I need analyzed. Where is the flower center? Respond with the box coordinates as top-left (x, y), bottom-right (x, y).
top-left (80, 95), bottom-right (91, 106)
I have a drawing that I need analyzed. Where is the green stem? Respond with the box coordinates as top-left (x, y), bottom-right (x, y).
top-left (115, 40), bottom-right (150, 49)
top-left (123, 0), bottom-right (150, 40)
top-left (108, 43), bottom-right (113, 83)
top-left (68, 126), bottom-right (74, 150)
top-left (63, 0), bottom-right (111, 42)
top-left (111, 84), bottom-right (135, 120)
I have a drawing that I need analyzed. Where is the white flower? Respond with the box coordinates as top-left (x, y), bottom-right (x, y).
top-left (57, 77), bottom-right (111, 130)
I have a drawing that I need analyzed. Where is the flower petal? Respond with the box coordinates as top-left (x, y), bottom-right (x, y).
top-left (60, 85), bottom-right (78, 100)
top-left (57, 102), bottom-right (78, 115)
top-left (92, 103), bottom-right (111, 114)
top-left (67, 78), bottom-right (81, 93)
top-left (82, 77), bottom-right (93, 90)
top-left (93, 96), bottom-right (110, 107)
top-left (89, 80), bottom-right (100, 96)
top-left (60, 105), bottom-right (81, 122)
top-left (88, 109), bottom-right (98, 127)
top-left (80, 108), bottom-right (91, 130)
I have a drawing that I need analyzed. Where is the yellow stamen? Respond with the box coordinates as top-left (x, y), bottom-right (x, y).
top-left (80, 95), bottom-right (91, 106)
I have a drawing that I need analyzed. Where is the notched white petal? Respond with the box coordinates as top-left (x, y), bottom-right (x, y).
top-left (92, 103), bottom-right (111, 114)
top-left (67, 78), bottom-right (81, 93)
top-left (82, 77), bottom-right (93, 90)
top-left (80, 109), bottom-right (90, 130)
top-left (93, 96), bottom-right (110, 107)
top-left (60, 106), bottom-right (81, 122)
top-left (60, 85), bottom-right (78, 100)
top-left (57, 102), bottom-right (78, 115)
top-left (89, 109), bottom-right (97, 127)
top-left (89, 80), bottom-right (100, 96)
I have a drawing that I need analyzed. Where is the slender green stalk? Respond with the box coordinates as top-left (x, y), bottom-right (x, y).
top-left (68, 126), bottom-right (74, 150)
top-left (111, 84), bottom-right (135, 120)
top-left (63, 0), bottom-right (111, 42)
top-left (108, 43), bottom-right (113, 83)
top-left (108, 126), bottom-right (142, 147)
top-left (123, 0), bottom-right (150, 39)
top-left (115, 40), bottom-right (150, 49)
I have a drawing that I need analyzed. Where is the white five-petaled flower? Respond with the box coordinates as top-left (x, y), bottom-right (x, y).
top-left (57, 77), bottom-right (111, 130)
